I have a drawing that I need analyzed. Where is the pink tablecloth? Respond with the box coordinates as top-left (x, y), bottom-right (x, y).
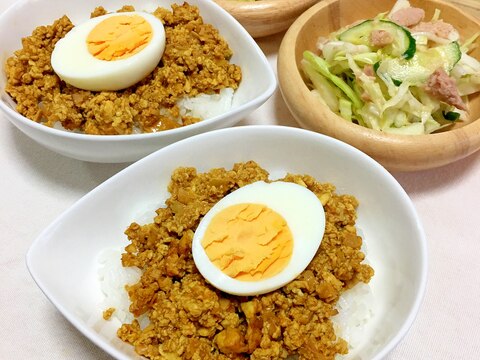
top-left (0, 0), bottom-right (479, 358)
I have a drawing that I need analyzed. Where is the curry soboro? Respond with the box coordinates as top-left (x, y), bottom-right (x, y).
top-left (113, 161), bottom-right (374, 359)
top-left (5, 3), bottom-right (241, 135)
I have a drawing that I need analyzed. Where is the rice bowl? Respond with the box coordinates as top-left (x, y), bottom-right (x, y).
top-left (26, 125), bottom-right (427, 360)
top-left (0, 0), bottom-right (276, 162)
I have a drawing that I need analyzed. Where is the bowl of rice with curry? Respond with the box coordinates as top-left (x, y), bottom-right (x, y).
top-left (0, 0), bottom-right (276, 162)
top-left (27, 125), bottom-right (428, 360)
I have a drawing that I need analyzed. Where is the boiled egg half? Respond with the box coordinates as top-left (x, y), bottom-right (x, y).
top-left (192, 181), bottom-right (326, 296)
top-left (51, 12), bottom-right (166, 91)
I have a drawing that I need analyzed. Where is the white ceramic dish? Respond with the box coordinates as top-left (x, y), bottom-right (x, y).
top-left (0, 0), bottom-right (276, 163)
top-left (27, 125), bottom-right (427, 359)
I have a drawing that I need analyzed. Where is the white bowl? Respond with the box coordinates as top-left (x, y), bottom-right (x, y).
top-left (26, 125), bottom-right (427, 359)
top-left (0, 0), bottom-right (276, 163)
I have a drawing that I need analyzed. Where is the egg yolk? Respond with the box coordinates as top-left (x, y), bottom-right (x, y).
top-left (87, 14), bottom-right (153, 61)
top-left (201, 203), bottom-right (293, 281)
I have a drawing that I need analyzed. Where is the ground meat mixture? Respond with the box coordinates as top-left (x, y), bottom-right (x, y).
top-left (103, 307), bottom-right (116, 321)
top-left (4, 3), bottom-right (241, 135)
top-left (117, 161), bottom-right (374, 360)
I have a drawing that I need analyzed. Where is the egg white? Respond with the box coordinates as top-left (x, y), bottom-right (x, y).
top-left (192, 181), bottom-right (326, 296)
top-left (51, 12), bottom-right (166, 91)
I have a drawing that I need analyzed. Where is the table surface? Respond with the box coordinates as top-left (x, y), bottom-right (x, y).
top-left (1, 0), bottom-right (479, 359)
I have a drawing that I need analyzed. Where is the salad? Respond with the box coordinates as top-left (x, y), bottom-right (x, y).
top-left (302, 0), bottom-right (480, 135)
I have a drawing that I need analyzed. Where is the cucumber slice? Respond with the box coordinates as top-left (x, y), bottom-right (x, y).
top-left (443, 111), bottom-right (460, 121)
top-left (377, 42), bottom-right (462, 85)
top-left (339, 20), bottom-right (416, 59)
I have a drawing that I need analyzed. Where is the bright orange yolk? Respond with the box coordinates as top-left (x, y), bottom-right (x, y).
top-left (87, 15), bottom-right (153, 61)
top-left (201, 203), bottom-right (293, 281)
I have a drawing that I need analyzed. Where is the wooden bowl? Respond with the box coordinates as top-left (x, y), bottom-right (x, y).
top-left (214, 0), bottom-right (321, 38)
top-left (278, 0), bottom-right (480, 172)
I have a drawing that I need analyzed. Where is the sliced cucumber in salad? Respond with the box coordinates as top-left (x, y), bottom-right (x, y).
top-left (377, 41), bottom-right (461, 85)
top-left (339, 20), bottom-right (416, 59)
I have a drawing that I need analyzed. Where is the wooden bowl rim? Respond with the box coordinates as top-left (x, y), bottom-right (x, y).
top-left (278, 0), bottom-right (480, 170)
top-left (214, 0), bottom-right (320, 17)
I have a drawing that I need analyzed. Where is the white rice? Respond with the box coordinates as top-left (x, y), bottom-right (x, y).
top-left (97, 248), bottom-right (144, 325)
top-left (333, 227), bottom-right (375, 359)
top-left (177, 87), bottom-right (234, 120)
top-left (333, 283), bottom-right (375, 359)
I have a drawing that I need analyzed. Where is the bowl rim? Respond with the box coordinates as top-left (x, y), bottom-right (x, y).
top-left (214, 0), bottom-right (320, 13)
top-left (26, 124), bottom-right (428, 360)
top-left (213, 0), bottom-right (322, 38)
top-left (0, 0), bottom-right (277, 142)
top-left (277, 0), bottom-right (480, 170)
